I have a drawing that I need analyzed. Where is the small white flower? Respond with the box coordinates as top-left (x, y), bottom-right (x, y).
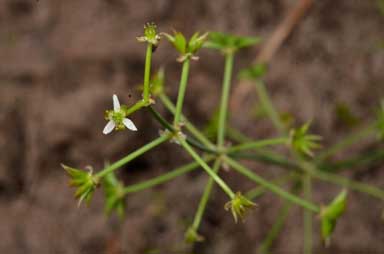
top-left (103, 94), bottom-right (138, 135)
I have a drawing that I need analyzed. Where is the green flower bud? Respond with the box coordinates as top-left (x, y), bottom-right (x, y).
top-left (224, 192), bottom-right (256, 223)
top-left (102, 171), bottom-right (125, 218)
top-left (289, 122), bottom-right (322, 157)
top-left (62, 164), bottom-right (99, 206)
top-left (320, 190), bottom-right (348, 246)
top-left (137, 22), bottom-right (161, 46)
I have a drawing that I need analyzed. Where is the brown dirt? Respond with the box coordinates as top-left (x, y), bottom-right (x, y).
top-left (0, 0), bottom-right (383, 253)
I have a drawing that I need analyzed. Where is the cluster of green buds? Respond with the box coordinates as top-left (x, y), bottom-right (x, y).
top-left (137, 22), bottom-right (161, 48)
top-left (62, 164), bottom-right (99, 206)
top-left (289, 122), bottom-right (322, 157)
top-left (162, 31), bottom-right (208, 62)
top-left (224, 192), bottom-right (257, 223)
top-left (204, 32), bottom-right (261, 55)
top-left (320, 190), bottom-right (348, 246)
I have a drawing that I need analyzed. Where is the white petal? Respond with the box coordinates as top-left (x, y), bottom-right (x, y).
top-left (103, 120), bottom-right (116, 134)
top-left (113, 94), bottom-right (120, 112)
top-left (123, 118), bottom-right (137, 131)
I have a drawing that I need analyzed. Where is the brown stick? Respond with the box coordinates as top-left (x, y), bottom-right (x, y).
top-left (256, 0), bottom-right (314, 64)
top-left (231, 0), bottom-right (314, 112)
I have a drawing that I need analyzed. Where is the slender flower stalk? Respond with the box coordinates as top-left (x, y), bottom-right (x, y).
top-left (179, 139), bottom-right (235, 199)
top-left (245, 174), bottom-right (293, 200)
top-left (217, 52), bottom-right (234, 147)
top-left (96, 134), bottom-right (171, 179)
top-left (159, 93), bottom-right (215, 149)
top-left (173, 59), bottom-right (191, 126)
top-left (223, 156), bottom-right (320, 213)
top-left (258, 201), bottom-right (292, 254)
top-left (254, 80), bottom-right (286, 134)
top-left (122, 157), bottom-right (214, 196)
top-left (227, 137), bottom-right (288, 153)
top-left (191, 159), bottom-right (221, 233)
top-left (316, 124), bottom-right (376, 161)
top-left (302, 161), bottom-right (384, 200)
top-left (303, 173), bottom-right (313, 254)
top-left (143, 43), bottom-right (153, 102)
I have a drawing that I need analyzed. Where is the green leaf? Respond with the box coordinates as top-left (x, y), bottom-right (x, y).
top-left (102, 171), bottom-right (125, 218)
top-left (320, 190), bottom-right (348, 245)
top-left (163, 32), bottom-right (186, 54)
top-left (205, 32), bottom-right (261, 53)
top-left (203, 108), bottom-right (220, 140)
top-left (150, 68), bottom-right (165, 96)
top-left (238, 63), bottom-right (268, 80)
top-left (188, 32), bottom-right (209, 54)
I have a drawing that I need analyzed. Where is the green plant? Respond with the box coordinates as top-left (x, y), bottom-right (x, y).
top-left (63, 23), bottom-right (384, 252)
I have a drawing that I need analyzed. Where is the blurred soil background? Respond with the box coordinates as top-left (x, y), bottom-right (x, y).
top-left (0, 0), bottom-right (384, 253)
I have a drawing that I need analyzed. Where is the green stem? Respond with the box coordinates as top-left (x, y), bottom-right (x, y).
top-left (316, 124), bottom-right (375, 161)
top-left (305, 163), bottom-right (384, 200)
top-left (317, 148), bottom-right (384, 172)
top-left (143, 43), bottom-right (153, 102)
top-left (173, 59), bottom-right (191, 126)
top-left (159, 93), bottom-right (215, 149)
top-left (180, 139), bottom-right (235, 199)
top-left (217, 53), bottom-right (235, 147)
top-left (147, 106), bottom-right (216, 154)
top-left (303, 173), bottom-right (313, 254)
top-left (245, 174), bottom-right (293, 200)
top-left (227, 137), bottom-right (287, 153)
top-left (230, 151), bottom-right (295, 169)
top-left (122, 157), bottom-right (214, 195)
top-left (192, 159), bottom-right (221, 230)
top-left (258, 202), bottom-right (292, 254)
top-left (255, 80), bottom-right (285, 134)
top-left (96, 134), bottom-right (170, 179)
top-left (227, 126), bottom-right (252, 143)
top-left (125, 100), bottom-right (147, 116)
top-left (223, 156), bottom-right (320, 213)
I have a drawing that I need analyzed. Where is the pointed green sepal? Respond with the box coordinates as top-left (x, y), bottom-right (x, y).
top-left (289, 122), bottom-right (322, 157)
top-left (150, 68), bottom-right (165, 96)
top-left (320, 190), bottom-right (348, 246)
top-left (238, 63), bottom-right (268, 80)
top-left (204, 32), bottom-right (261, 54)
top-left (224, 192), bottom-right (257, 223)
top-left (163, 31), bottom-right (208, 61)
top-left (102, 171), bottom-right (125, 219)
top-left (62, 164), bottom-right (99, 206)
